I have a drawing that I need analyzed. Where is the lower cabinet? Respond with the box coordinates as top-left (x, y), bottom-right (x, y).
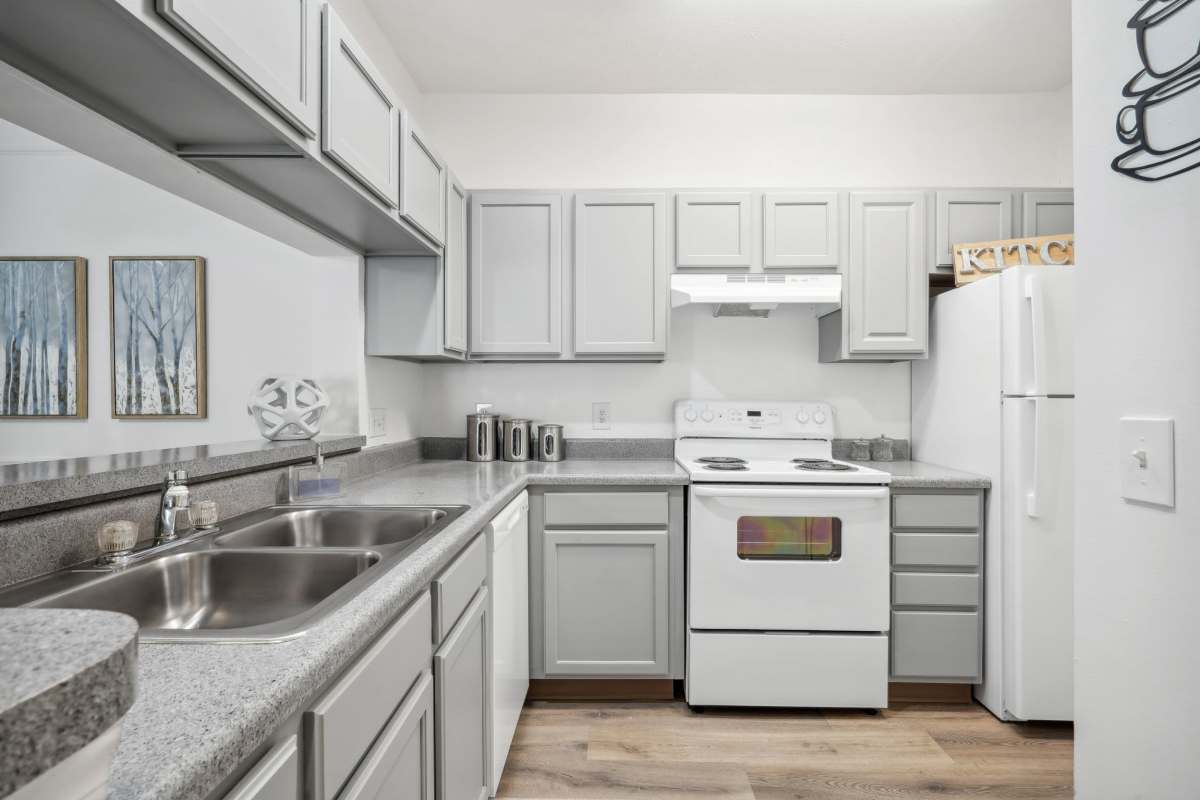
top-left (889, 489), bottom-right (985, 683)
top-left (222, 736), bottom-right (300, 800)
top-left (543, 529), bottom-right (670, 675)
top-left (434, 588), bottom-right (491, 800)
top-left (338, 672), bottom-right (435, 800)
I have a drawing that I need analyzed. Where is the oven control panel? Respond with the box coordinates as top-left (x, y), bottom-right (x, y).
top-left (674, 400), bottom-right (836, 438)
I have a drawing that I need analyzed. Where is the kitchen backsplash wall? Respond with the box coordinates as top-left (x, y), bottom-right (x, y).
top-left (421, 304), bottom-right (911, 439)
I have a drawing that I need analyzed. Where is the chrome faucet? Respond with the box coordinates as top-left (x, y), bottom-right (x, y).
top-left (155, 469), bottom-right (193, 544)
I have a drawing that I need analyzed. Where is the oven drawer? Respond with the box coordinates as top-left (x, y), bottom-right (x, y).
top-left (892, 572), bottom-right (979, 608)
top-left (687, 630), bottom-right (888, 708)
top-left (892, 494), bottom-right (980, 529)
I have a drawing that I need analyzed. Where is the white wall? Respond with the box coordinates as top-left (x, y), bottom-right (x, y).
top-left (1072, 2), bottom-right (1200, 797)
top-left (0, 123), bottom-right (393, 461)
top-left (420, 91), bottom-right (1073, 188)
top-left (416, 90), bottom-right (1073, 439)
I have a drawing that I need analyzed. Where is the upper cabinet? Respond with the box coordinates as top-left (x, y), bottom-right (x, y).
top-left (401, 121), bottom-right (447, 244)
top-left (157, 0), bottom-right (320, 138)
top-left (1022, 190), bottom-right (1074, 237)
top-left (933, 190), bottom-right (1014, 270)
top-left (470, 192), bottom-right (564, 356)
top-left (321, 5), bottom-right (400, 207)
top-left (675, 192), bottom-right (753, 267)
top-left (762, 192), bottom-right (842, 268)
top-left (820, 191), bottom-right (927, 361)
top-left (444, 175), bottom-right (469, 355)
top-left (574, 192), bottom-right (668, 356)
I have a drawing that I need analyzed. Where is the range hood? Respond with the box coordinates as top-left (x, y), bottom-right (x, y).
top-left (670, 273), bottom-right (842, 317)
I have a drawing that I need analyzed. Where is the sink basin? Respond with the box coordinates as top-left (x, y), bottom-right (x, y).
top-left (29, 549), bottom-right (379, 642)
top-left (213, 505), bottom-right (465, 551)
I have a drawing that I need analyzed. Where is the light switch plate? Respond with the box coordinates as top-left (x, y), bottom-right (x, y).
top-left (1120, 417), bottom-right (1174, 507)
top-left (592, 401), bottom-right (611, 430)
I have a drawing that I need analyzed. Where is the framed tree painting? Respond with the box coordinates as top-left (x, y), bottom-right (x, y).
top-left (0, 257), bottom-right (88, 419)
top-left (110, 257), bottom-right (207, 419)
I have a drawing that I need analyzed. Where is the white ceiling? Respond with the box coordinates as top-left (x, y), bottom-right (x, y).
top-left (365, 0), bottom-right (1072, 95)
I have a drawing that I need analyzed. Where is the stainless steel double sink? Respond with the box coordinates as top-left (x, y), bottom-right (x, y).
top-left (0, 506), bottom-right (466, 643)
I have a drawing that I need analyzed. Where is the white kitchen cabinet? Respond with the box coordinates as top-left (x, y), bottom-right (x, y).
top-left (221, 737), bottom-right (299, 800)
top-left (1021, 190), bottom-right (1074, 237)
top-left (444, 174), bottom-right (469, 354)
top-left (401, 121), bottom-right (446, 244)
top-left (157, 0), bottom-right (320, 138)
top-left (364, 255), bottom-right (466, 361)
top-left (820, 191), bottom-right (928, 360)
top-left (469, 192), bottom-right (564, 356)
top-left (933, 190), bottom-right (1014, 269)
top-left (675, 192), bottom-right (753, 267)
top-left (434, 589), bottom-right (491, 800)
top-left (574, 192), bottom-right (668, 355)
top-left (321, 4), bottom-right (400, 207)
top-left (762, 191), bottom-right (842, 268)
top-left (543, 529), bottom-right (670, 676)
top-left (338, 672), bottom-right (435, 800)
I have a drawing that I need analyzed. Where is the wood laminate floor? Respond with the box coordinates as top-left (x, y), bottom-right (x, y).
top-left (496, 701), bottom-right (1073, 799)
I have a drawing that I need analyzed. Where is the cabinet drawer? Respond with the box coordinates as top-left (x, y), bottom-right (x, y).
top-left (544, 492), bottom-right (668, 526)
top-left (893, 493), bottom-right (980, 529)
top-left (433, 534), bottom-right (487, 644)
top-left (223, 736), bottom-right (298, 800)
top-left (893, 572), bottom-right (979, 608)
top-left (891, 610), bottom-right (981, 681)
top-left (305, 591), bottom-right (431, 800)
top-left (892, 533), bottom-right (980, 568)
top-left (339, 670), bottom-right (434, 800)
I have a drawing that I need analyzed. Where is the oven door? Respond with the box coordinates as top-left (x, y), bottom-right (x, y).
top-left (688, 484), bottom-right (890, 632)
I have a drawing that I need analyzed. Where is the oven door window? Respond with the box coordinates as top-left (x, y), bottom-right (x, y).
top-left (736, 516), bottom-right (842, 560)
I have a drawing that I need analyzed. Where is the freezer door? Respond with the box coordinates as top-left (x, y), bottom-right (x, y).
top-left (1001, 266), bottom-right (1075, 397)
top-left (1001, 397), bottom-right (1074, 721)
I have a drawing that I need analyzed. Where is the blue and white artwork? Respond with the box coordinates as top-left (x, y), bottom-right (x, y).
top-left (111, 257), bottom-right (206, 418)
top-left (0, 258), bottom-right (87, 418)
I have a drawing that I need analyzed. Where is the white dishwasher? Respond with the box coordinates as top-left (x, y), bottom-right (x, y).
top-left (489, 490), bottom-right (529, 794)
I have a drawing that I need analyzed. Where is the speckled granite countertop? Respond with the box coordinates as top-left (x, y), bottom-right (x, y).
top-left (849, 460), bottom-right (991, 489)
top-left (0, 609), bottom-right (138, 796)
top-left (106, 458), bottom-right (687, 800)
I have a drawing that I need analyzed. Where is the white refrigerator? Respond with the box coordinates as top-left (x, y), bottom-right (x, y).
top-left (912, 265), bottom-right (1074, 722)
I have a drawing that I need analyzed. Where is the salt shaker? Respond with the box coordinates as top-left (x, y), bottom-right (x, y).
top-left (870, 434), bottom-right (896, 462)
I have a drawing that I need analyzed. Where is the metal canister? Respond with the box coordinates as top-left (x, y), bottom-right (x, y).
top-left (501, 418), bottom-right (532, 462)
top-left (870, 434), bottom-right (896, 462)
top-left (536, 424), bottom-right (564, 462)
top-left (467, 412), bottom-right (499, 462)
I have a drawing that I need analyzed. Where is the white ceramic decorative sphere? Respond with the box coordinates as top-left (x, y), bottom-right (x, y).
top-left (247, 376), bottom-right (330, 441)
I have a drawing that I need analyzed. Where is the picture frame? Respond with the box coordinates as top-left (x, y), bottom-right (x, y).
top-left (0, 257), bottom-right (88, 419)
top-left (109, 256), bottom-right (207, 419)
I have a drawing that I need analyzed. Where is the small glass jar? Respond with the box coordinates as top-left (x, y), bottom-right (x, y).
top-left (191, 499), bottom-right (219, 529)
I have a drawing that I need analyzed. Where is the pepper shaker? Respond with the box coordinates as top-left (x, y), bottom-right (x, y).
top-left (869, 434), bottom-right (896, 462)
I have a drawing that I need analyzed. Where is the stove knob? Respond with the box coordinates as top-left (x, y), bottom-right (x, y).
top-left (813, 410), bottom-right (827, 425)
top-left (684, 408), bottom-right (698, 422)
top-left (795, 409), bottom-right (810, 424)
top-left (701, 409), bottom-right (716, 423)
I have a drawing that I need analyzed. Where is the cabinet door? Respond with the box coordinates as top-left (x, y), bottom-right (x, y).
top-left (675, 192), bottom-right (753, 267)
top-left (401, 121), bottom-right (446, 244)
top-left (1021, 190), bottom-right (1074, 237)
top-left (434, 588), bottom-right (490, 800)
top-left (763, 192), bottom-right (841, 268)
top-left (891, 610), bottom-right (981, 682)
top-left (339, 672), bottom-right (435, 800)
top-left (847, 192), bottom-right (927, 354)
top-left (544, 529), bottom-right (669, 675)
top-left (158, 0), bottom-right (319, 138)
top-left (444, 174), bottom-right (468, 354)
top-left (469, 192), bottom-right (563, 355)
top-left (321, 5), bottom-right (400, 207)
top-left (934, 190), bottom-right (1014, 268)
top-left (574, 192), bottom-right (667, 355)
top-left (223, 736), bottom-right (299, 800)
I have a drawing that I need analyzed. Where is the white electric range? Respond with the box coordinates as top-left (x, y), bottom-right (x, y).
top-left (676, 399), bottom-right (893, 709)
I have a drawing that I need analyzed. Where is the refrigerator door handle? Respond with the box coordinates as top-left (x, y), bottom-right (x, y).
top-left (1026, 397), bottom-right (1042, 518)
top-left (1025, 275), bottom-right (1049, 396)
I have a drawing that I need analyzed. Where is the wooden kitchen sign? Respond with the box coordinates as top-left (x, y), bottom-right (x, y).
top-left (953, 234), bottom-right (1074, 286)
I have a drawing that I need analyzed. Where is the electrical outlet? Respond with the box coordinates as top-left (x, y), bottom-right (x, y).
top-left (592, 401), bottom-right (611, 430)
top-left (368, 408), bottom-right (387, 438)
